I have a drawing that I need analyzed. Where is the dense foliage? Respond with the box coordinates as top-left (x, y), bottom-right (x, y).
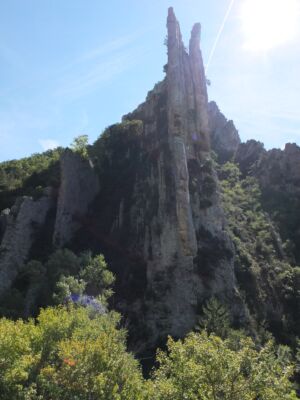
top-left (0, 305), bottom-right (296, 399)
top-left (262, 187), bottom-right (300, 263)
top-left (0, 250), bottom-right (114, 319)
top-left (0, 148), bottom-right (62, 210)
top-left (0, 306), bottom-right (146, 400)
top-left (71, 135), bottom-right (89, 158)
top-left (219, 162), bottom-right (300, 340)
top-left (152, 332), bottom-right (295, 399)
top-left (0, 136), bottom-right (299, 398)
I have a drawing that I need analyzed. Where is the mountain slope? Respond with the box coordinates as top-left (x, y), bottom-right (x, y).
top-left (0, 8), bottom-right (299, 352)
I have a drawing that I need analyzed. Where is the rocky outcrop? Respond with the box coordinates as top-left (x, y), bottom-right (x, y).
top-left (53, 149), bottom-right (100, 247)
top-left (235, 139), bottom-right (266, 176)
top-left (234, 140), bottom-right (300, 189)
top-left (234, 141), bottom-right (300, 263)
top-left (208, 102), bottom-right (240, 163)
top-left (254, 143), bottom-right (300, 263)
top-left (90, 8), bottom-right (243, 350)
top-left (0, 192), bottom-right (54, 296)
top-left (255, 143), bottom-right (300, 189)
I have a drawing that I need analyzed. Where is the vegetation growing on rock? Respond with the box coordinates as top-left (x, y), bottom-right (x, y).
top-left (219, 162), bottom-right (300, 341)
top-left (0, 250), bottom-right (114, 319)
top-left (0, 149), bottom-right (62, 210)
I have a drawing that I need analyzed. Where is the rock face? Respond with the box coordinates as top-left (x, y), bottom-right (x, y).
top-left (0, 193), bottom-right (54, 296)
top-left (234, 141), bottom-right (300, 263)
top-left (234, 141), bottom-right (300, 190)
top-left (251, 143), bottom-right (300, 263)
top-left (255, 143), bottom-right (300, 188)
top-left (235, 139), bottom-right (266, 176)
top-left (208, 101), bottom-right (240, 163)
top-left (53, 149), bottom-right (100, 247)
top-left (89, 8), bottom-right (243, 350)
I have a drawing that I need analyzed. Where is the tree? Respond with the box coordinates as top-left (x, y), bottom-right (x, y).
top-left (70, 135), bottom-right (89, 158)
top-left (79, 252), bottom-right (115, 301)
top-left (52, 251), bottom-right (115, 308)
top-left (0, 306), bottom-right (147, 400)
top-left (52, 276), bottom-right (86, 305)
top-left (0, 307), bottom-right (296, 399)
top-left (196, 297), bottom-right (230, 338)
top-left (151, 331), bottom-right (296, 400)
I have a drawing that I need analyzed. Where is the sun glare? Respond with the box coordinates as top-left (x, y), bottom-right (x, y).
top-left (240, 0), bottom-right (300, 51)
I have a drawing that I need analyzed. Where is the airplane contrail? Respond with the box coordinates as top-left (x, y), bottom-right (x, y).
top-left (205, 0), bottom-right (235, 73)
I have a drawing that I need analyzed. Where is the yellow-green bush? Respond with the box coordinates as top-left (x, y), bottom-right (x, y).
top-left (151, 331), bottom-right (296, 400)
top-left (0, 306), bottom-right (296, 399)
top-left (0, 306), bottom-right (146, 400)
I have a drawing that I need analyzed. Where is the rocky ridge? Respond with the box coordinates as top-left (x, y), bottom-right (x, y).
top-left (0, 8), bottom-right (299, 350)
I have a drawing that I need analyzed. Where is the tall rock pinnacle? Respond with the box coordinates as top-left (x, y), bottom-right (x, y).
top-left (189, 23), bottom-right (209, 138)
top-left (167, 7), bottom-right (209, 154)
top-left (118, 8), bottom-right (243, 349)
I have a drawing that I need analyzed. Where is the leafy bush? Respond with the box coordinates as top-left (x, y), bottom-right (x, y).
top-left (0, 148), bottom-right (62, 210)
top-left (0, 306), bottom-right (146, 400)
top-left (151, 331), bottom-right (296, 400)
top-left (0, 306), bottom-right (296, 399)
top-left (0, 250), bottom-right (114, 319)
top-left (70, 135), bottom-right (89, 158)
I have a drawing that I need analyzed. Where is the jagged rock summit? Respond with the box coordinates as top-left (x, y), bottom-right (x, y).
top-left (0, 8), bottom-right (246, 349)
top-left (109, 7), bottom-right (244, 347)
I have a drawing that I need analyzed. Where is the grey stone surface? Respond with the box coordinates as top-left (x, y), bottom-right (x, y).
top-left (53, 149), bottom-right (100, 247)
top-left (257, 143), bottom-right (300, 189)
top-left (122, 8), bottom-right (244, 349)
top-left (208, 101), bottom-right (241, 163)
top-left (0, 194), bottom-right (54, 296)
top-left (235, 139), bottom-right (266, 175)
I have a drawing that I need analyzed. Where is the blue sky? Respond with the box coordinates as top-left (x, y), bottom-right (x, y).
top-left (0, 0), bottom-right (299, 161)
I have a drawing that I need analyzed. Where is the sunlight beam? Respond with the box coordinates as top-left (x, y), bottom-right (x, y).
top-left (240, 0), bottom-right (300, 51)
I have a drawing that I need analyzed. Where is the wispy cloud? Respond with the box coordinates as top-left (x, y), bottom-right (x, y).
top-left (70, 34), bottom-right (139, 65)
top-left (38, 139), bottom-right (60, 151)
top-left (52, 32), bottom-right (143, 101)
top-left (0, 109), bottom-right (50, 136)
top-left (54, 50), bottom-right (137, 99)
top-left (1, 31), bottom-right (143, 103)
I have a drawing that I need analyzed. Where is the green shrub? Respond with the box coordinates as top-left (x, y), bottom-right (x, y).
top-left (0, 148), bottom-right (62, 210)
top-left (0, 306), bottom-right (146, 400)
top-left (151, 331), bottom-right (295, 400)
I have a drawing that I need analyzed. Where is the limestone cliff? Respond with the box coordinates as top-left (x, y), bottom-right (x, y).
top-left (235, 141), bottom-right (300, 264)
top-left (208, 101), bottom-right (240, 163)
top-left (0, 191), bottom-right (54, 296)
top-left (235, 139), bottom-right (266, 175)
top-left (83, 8), bottom-right (243, 349)
top-left (53, 149), bottom-right (100, 247)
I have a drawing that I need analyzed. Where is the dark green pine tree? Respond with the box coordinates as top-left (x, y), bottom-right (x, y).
top-left (196, 297), bottom-right (230, 338)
